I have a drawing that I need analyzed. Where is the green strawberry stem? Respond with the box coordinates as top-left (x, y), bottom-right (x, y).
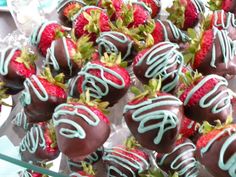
top-left (0, 82), bottom-right (12, 107)
top-left (119, 3), bottom-right (134, 27)
top-left (101, 52), bottom-right (128, 67)
top-left (68, 89), bottom-right (109, 114)
top-left (73, 35), bottom-right (94, 67)
top-left (208, 0), bottom-right (222, 11)
top-left (81, 161), bottom-right (95, 175)
top-left (199, 116), bottom-right (233, 134)
top-left (124, 136), bottom-right (141, 150)
top-left (47, 122), bottom-right (57, 149)
top-left (101, 0), bottom-right (116, 18)
top-left (16, 48), bottom-right (37, 70)
top-left (41, 67), bottom-right (66, 89)
top-left (83, 0), bottom-right (97, 5)
top-left (166, 0), bottom-right (186, 28)
top-left (83, 10), bottom-right (101, 34)
top-left (139, 167), bottom-right (165, 177)
top-left (131, 78), bottom-right (162, 100)
top-left (67, 3), bottom-right (83, 20)
top-left (55, 28), bottom-right (65, 39)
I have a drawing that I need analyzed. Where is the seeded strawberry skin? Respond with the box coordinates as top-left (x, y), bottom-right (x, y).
top-left (151, 21), bottom-right (165, 44)
top-left (183, 0), bottom-right (199, 30)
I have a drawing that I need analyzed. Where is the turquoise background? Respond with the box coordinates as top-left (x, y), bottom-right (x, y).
top-left (0, 0), bottom-right (7, 6)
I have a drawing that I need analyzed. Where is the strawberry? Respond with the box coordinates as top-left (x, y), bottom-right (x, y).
top-left (196, 123), bottom-right (236, 177)
top-left (46, 35), bottom-right (94, 80)
top-left (156, 137), bottom-right (199, 177)
top-left (103, 136), bottom-right (150, 176)
top-left (151, 20), bottom-right (190, 45)
top-left (0, 47), bottom-right (37, 95)
top-left (208, 0), bottom-right (236, 15)
top-left (57, 0), bottom-right (86, 27)
top-left (204, 10), bottom-right (236, 40)
top-left (167, 0), bottom-right (205, 30)
top-left (69, 53), bottom-right (130, 106)
top-left (20, 163), bottom-right (52, 177)
top-left (73, 6), bottom-right (111, 42)
top-left (97, 0), bottom-right (124, 20)
top-left (133, 42), bottom-right (184, 93)
top-left (31, 21), bottom-right (65, 56)
top-left (178, 72), bottom-right (233, 125)
top-left (123, 79), bottom-right (184, 153)
top-left (21, 67), bottom-right (67, 123)
top-left (20, 122), bottom-right (59, 163)
top-left (184, 27), bottom-right (236, 77)
top-left (70, 162), bottom-right (96, 177)
top-left (180, 116), bottom-right (199, 138)
top-left (53, 92), bottom-right (110, 161)
top-left (138, 0), bottom-right (161, 18)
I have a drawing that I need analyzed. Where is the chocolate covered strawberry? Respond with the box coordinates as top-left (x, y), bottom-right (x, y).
top-left (31, 21), bottom-right (65, 56)
top-left (53, 92), bottom-right (110, 161)
top-left (178, 72), bottom-right (233, 125)
top-left (124, 79), bottom-right (183, 153)
top-left (68, 147), bottom-right (103, 172)
top-left (45, 35), bottom-right (94, 80)
top-left (21, 68), bottom-right (67, 123)
top-left (96, 31), bottom-right (136, 64)
top-left (167, 0), bottom-right (205, 30)
top-left (97, 0), bottom-right (124, 20)
top-left (151, 19), bottom-right (190, 46)
top-left (196, 123), bottom-right (236, 177)
top-left (0, 47), bottom-right (37, 95)
top-left (204, 10), bottom-right (236, 40)
top-left (70, 163), bottom-right (96, 177)
top-left (156, 137), bottom-right (199, 177)
top-left (19, 163), bottom-right (52, 177)
top-left (208, 0), bottom-right (236, 15)
top-left (133, 42), bottom-right (184, 93)
top-left (57, 0), bottom-right (86, 27)
top-left (184, 27), bottom-right (236, 77)
top-left (103, 136), bottom-right (150, 176)
top-left (73, 6), bottom-right (111, 41)
top-left (20, 122), bottom-right (59, 163)
top-left (139, 0), bottom-right (161, 18)
top-left (69, 53), bottom-right (130, 106)
top-left (12, 109), bottom-right (31, 131)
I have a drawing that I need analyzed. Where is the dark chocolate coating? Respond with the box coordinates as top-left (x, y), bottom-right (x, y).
top-left (47, 38), bottom-right (81, 80)
top-left (68, 147), bottom-right (104, 172)
top-left (156, 138), bottom-right (198, 177)
top-left (54, 106), bottom-right (110, 161)
top-left (196, 128), bottom-right (236, 177)
top-left (184, 85), bottom-right (231, 125)
top-left (195, 31), bottom-right (236, 77)
top-left (96, 32), bottom-right (137, 64)
top-left (20, 125), bottom-right (60, 163)
top-left (23, 84), bottom-right (66, 123)
top-left (57, 0), bottom-right (85, 27)
top-left (123, 96), bottom-right (183, 153)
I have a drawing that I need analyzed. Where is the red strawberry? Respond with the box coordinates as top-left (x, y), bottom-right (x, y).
top-left (180, 116), bottom-right (198, 138)
top-left (0, 47), bottom-right (37, 95)
top-left (53, 94), bottom-right (110, 161)
top-left (124, 79), bottom-right (184, 153)
top-left (156, 137), bottom-right (199, 177)
top-left (31, 22), bottom-right (65, 56)
top-left (21, 68), bottom-right (67, 123)
top-left (70, 162), bottom-right (96, 177)
top-left (20, 122), bottom-right (59, 162)
top-left (20, 163), bottom-right (52, 177)
top-left (69, 53), bottom-right (130, 106)
top-left (46, 35), bottom-right (94, 80)
top-left (97, 0), bottom-right (124, 20)
top-left (167, 0), bottom-right (204, 30)
top-left (139, 0), bottom-right (161, 18)
top-left (196, 124), bottom-right (236, 177)
top-left (103, 137), bottom-right (150, 176)
top-left (178, 72), bottom-right (232, 125)
top-left (208, 0), bottom-right (236, 15)
top-left (185, 27), bottom-right (236, 76)
top-left (57, 0), bottom-right (86, 27)
top-left (73, 6), bottom-right (111, 41)
top-left (151, 20), bottom-right (190, 46)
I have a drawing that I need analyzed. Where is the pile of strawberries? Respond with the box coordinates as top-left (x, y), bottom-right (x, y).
top-left (2, 0), bottom-right (236, 176)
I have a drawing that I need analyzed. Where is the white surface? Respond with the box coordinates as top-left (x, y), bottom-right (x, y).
top-left (0, 96), bottom-right (12, 128)
top-left (0, 6), bottom-right (9, 12)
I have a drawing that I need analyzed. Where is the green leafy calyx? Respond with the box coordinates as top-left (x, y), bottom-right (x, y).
top-left (208, 0), bottom-right (222, 11)
top-left (125, 136), bottom-right (141, 151)
top-left (101, 52), bottom-right (127, 67)
top-left (16, 49), bottom-right (37, 70)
